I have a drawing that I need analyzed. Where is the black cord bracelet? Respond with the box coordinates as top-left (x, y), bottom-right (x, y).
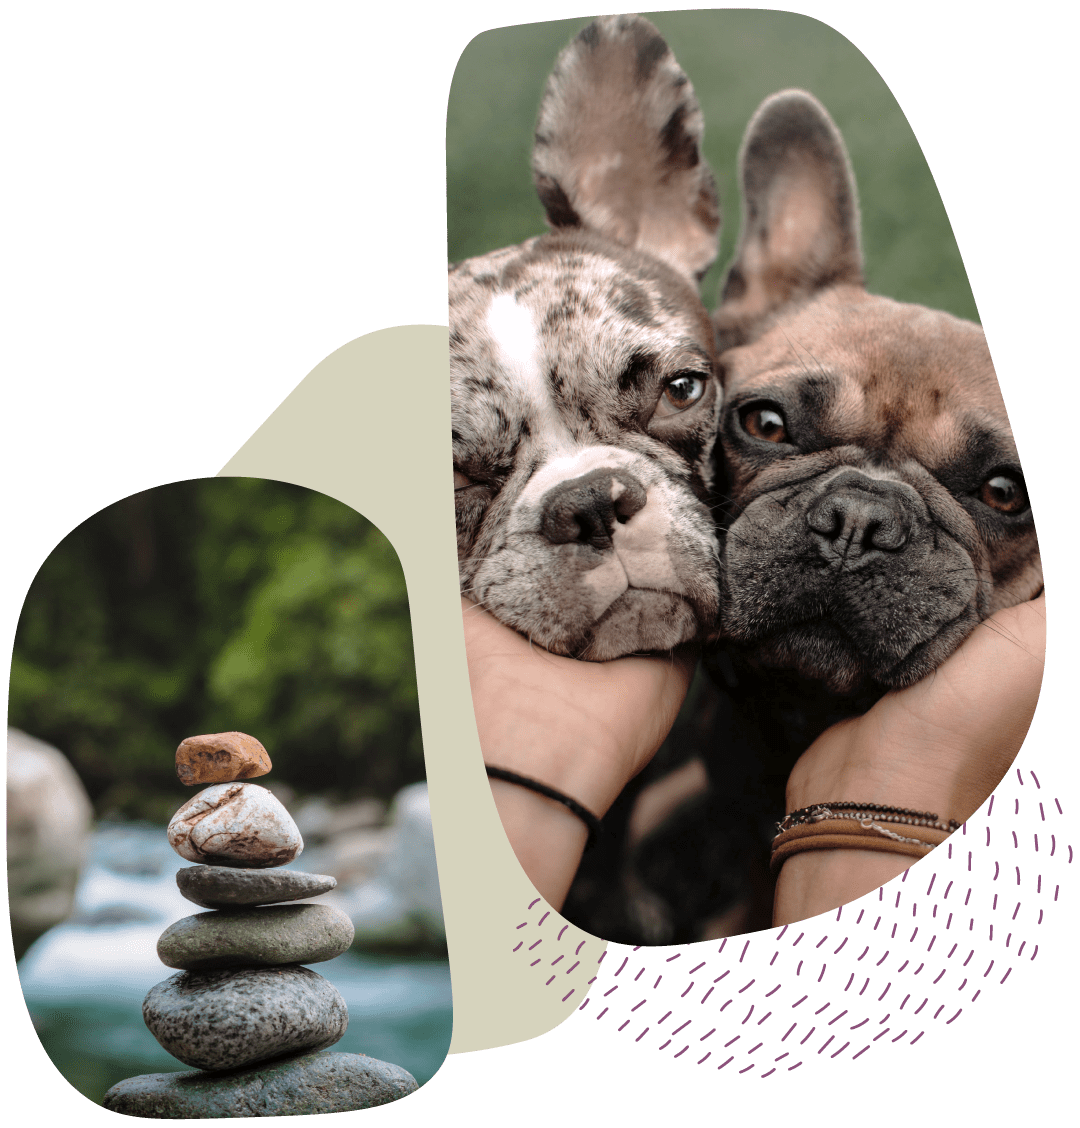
top-left (485, 766), bottom-right (603, 849)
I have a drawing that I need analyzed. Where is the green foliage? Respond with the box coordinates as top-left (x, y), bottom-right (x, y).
top-left (9, 478), bottom-right (422, 822)
top-left (447, 10), bottom-right (978, 322)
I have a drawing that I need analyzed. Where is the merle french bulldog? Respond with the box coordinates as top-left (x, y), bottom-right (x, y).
top-left (451, 15), bottom-right (724, 660)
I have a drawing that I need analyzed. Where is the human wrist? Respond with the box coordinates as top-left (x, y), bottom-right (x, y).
top-left (482, 729), bottom-right (628, 820)
top-left (773, 848), bottom-right (911, 925)
top-left (789, 598), bottom-right (1045, 821)
top-left (462, 595), bottom-right (690, 818)
top-left (485, 766), bottom-right (604, 847)
top-left (487, 778), bottom-right (589, 909)
top-left (785, 717), bottom-right (982, 827)
top-left (786, 770), bottom-right (970, 828)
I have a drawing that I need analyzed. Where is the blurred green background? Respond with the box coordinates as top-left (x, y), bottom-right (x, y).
top-left (446, 9), bottom-right (977, 322)
top-left (9, 477), bottom-right (422, 822)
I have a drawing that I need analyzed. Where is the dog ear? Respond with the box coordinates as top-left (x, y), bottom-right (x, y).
top-left (714, 90), bottom-right (863, 350)
top-left (532, 15), bottom-right (720, 284)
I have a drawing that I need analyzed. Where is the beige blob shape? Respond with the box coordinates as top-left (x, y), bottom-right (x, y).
top-left (167, 783), bottom-right (303, 868)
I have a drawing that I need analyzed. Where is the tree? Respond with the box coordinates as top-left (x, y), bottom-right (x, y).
top-left (10, 478), bottom-right (422, 823)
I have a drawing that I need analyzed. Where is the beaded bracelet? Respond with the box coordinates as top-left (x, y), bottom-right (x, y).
top-left (777, 802), bottom-right (961, 835)
top-left (485, 765), bottom-right (603, 849)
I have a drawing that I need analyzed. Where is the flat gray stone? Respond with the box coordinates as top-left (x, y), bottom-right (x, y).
top-left (177, 865), bottom-right (336, 909)
top-left (157, 904), bottom-right (354, 970)
top-left (143, 966), bottom-right (348, 1072)
top-left (102, 1050), bottom-right (419, 1117)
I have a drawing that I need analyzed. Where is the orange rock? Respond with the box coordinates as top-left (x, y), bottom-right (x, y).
top-left (175, 732), bottom-right (272, 786)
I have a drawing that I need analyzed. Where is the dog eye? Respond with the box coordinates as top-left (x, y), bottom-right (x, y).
top-left (454, 470), bottom-right (473, 491)
top-left (979, 471), bottom-right (1028, 514)
top-left (654, 372), bottom-right (707, 417)
top-left (740, 402), bottom-right (788, 443)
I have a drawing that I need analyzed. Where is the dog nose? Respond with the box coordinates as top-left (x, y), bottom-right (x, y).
top-left (806, 472), bottom-right (913, 559)
top-left (540, 468), bottom-right (648, 550)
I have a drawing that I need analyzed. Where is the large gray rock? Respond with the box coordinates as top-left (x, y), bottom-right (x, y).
top-left (157, 904), bottom-right (354, 970)
top-left (347, 783), bottom-right (446, 950)
top-left (7, 728), bottom-right (93, 960)
top-left (167, 783), bottom-right (303, 868)
top-left (177, 864), bottom-right (336, 908)
top-left (102, 1051), bottom-right (418, 1117)
top-left (143, 965), bottom-right (348, 1071)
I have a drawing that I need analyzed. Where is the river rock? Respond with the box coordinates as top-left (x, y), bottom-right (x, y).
top-left (167, 783), bottom-right (303, 868)
top-left (176, 864), bottom-right (336, 908)
top-left (348, 782), bottom-right (446, 950)
top-left (7, 729), bottom-right (92, 960)
top-left (143, 965), bottom-right (348, 1071)
top-left (102, 1051), bottom-right (419, 1117)
top-left (175, 731), bottom-right (272, 786)
top-left (157, 904), bottom-right (354, 970)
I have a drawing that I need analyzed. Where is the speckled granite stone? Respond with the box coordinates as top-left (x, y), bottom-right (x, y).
top-left (102, 1051), bottom-right (419, 1117)
top-left (157, 904), bottom-right (354, 970)
top-left (143, 965), bottom-right (348, 1071)
top-left (176, 865), bottom-right (336, 909)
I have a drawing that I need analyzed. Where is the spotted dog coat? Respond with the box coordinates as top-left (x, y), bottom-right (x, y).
top-left (452, 16), bottom-right (724, 660)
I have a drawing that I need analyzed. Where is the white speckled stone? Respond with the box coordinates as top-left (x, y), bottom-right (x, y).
top-left (167, 783), bottom-right (303, 868)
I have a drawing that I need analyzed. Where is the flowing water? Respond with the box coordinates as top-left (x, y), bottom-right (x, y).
top-left (16, 822), bottom-right (453, 1106)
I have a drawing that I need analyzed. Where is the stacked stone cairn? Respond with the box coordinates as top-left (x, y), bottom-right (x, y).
top-left (103, 732), bottom-right (419, 1118)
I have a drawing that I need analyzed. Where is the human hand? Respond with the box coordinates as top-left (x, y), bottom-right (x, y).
top-left (462, 596), bottom-right (695, 816)
top-left (462, 596), bottom-right (695, 908)
top-left (786, 594), bottom-right (1046, 823)
top-left (775, 595), bottom-right (1045, 925)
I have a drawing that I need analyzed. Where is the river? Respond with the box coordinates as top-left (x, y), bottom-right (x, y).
top-left (16, 822), bottom-right (453, 1106)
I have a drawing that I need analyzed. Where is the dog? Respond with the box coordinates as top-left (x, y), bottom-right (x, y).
top-left (450, 15), bottom-right (724, 661)
top-left (712, 89), bottom-right (1041, 700)
top-left (616, 87), bottom-right (1044, 943)
top-left (450, 18), bottom-right (1042, 943)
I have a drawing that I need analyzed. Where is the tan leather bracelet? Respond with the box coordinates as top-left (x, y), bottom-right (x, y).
top-left (770, 817), bottom-right (952, 874)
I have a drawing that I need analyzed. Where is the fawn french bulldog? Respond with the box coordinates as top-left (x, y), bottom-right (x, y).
top-left (711, 89), bottom-right (1041, 699)
top-left (609, 87), bottom-right (1042, 943)
top-left (614, 87), bottom-right (1044, 945)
